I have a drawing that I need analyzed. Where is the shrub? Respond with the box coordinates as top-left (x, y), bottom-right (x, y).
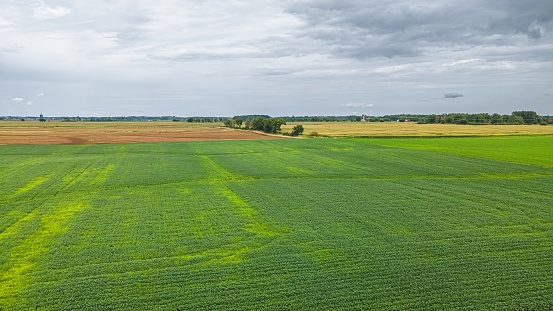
top-left (309, 131), bottom-right (319, 137)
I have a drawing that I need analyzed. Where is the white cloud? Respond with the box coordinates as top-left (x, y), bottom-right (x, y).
top-left (342, 103), bottom-right (374, 109)
top-left (25, 101), bottom-right (33, 106)
top-left (0, 16), bottom-right (11, 27)
top-left (33, 5), bottom-right (71, 20)
top-left (12, 97), bottom-right (24, 102)
top-left (37, 92), bottom-right (44, 97)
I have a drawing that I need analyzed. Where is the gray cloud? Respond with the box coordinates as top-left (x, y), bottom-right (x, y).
top-left (444, 93), bottom-right (464, 98)
top-left (0, 0), bottom-right (552, 116)
top-left (284, 0), bottom-right (553, 59)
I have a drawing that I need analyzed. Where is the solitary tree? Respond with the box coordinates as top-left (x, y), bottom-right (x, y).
top-left (291, 125), bottom-right (304, 136)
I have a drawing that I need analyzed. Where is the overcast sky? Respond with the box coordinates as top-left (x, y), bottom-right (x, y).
top-left (1, 0), bottom-right (552, 117)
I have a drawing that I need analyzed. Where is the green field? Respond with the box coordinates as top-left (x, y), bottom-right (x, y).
top-left (1, 137), bottom-right (553, 310)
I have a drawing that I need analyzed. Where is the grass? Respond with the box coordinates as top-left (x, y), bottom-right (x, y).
top-left (1, 138), bottom-right (552, 310)
top-left (359, 135), bottom-right (553, 167)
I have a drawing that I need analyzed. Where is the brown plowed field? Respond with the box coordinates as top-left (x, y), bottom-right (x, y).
top-left (0, 122), bottom-right (282, 145)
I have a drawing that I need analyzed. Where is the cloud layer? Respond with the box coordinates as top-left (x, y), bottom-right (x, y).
top-left (342, 103), bottom-right (374, 109)
top-left (1, 0), bottom-right (552, 116)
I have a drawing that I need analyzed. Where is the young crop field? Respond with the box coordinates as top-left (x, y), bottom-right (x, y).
top-left (1, 137), bottom-right (553, 310)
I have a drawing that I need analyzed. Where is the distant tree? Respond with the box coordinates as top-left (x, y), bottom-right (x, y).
top-left (512, 111), bottom-right (539, 124)
top-left (239, 117), bottom-right (286, 133)
top-left (262, 120), bottom-right (273, 133)
top-left (456, 118), bottom-right (468, 125)
top-left (291, 125), bottom-right (304, 136)
top-left (491, 113), bottom-right (503, 124)
top-left (252, 117), bottom-right (265, 131)
top-left (509, 115), bottom-right (525, 125)
top-left (272, 118), bottom-right (286, 133)
top-left (263, 118), bottom-right (286, 133)
top-left (224, 119), bottom-right (241, 128)
top-left (223, 115), bottom-right (270, 128)
top-left (231, 116), bottom-right (243, 128)
top-left (242, 119), bottom-right (252, 130)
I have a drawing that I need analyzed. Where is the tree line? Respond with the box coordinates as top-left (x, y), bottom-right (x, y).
top-left (224, 116), bottom-right (286, 134)
top-left (3, 111), bottom-right (550, 125)
top-left (280, 111), bottom-right (551, 125)
top-left (414, 111), bottom-right (548, 125)
top-left (224, 116), bottom-right (307, 136)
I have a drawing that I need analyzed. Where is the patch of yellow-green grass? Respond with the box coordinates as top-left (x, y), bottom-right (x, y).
top-left (198, 168), bottom-right (286, 231)
top-left (175, 244), bottom-right (253, 265)
top-left (13, 176), bottom-right (48, 196)
top-left (218, 185), bottom-right (289, 237)
top-left (91, 164), bottom-right (115, 185)
top-left (286, 166), bottom-right (313, 174)
top-left (0, 209), bottom-right (40, 243)
top-left (0, 201), bottom-right (87, 309)
top-left (197, 155), bottom-right (235, 180)
top-left (191, 211), bottom-right (218, 238)
top-left (301, 242), bottom-right (344, 266)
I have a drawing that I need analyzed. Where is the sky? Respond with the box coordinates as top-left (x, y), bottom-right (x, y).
top-left (1, 0), bottom-right (552, 117)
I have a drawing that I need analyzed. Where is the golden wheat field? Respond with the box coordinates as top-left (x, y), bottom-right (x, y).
top-left (0, 121), bottom-right (279, 145)
top-left (281, 122), bottom-right (553, 137)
